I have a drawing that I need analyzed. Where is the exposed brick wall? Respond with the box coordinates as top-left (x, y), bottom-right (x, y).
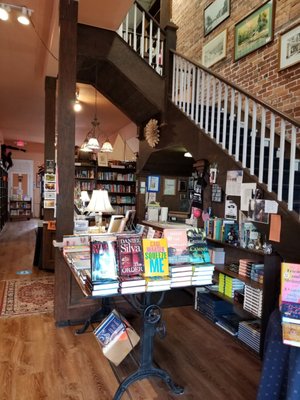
top-left (172, 0), bottom-right (300, 122)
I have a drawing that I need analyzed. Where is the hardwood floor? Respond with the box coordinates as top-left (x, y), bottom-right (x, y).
top-left (0, 220), bottom-right (261, 400)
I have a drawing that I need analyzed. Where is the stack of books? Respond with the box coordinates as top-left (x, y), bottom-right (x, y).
top-left (90, 235), bottom-right (119, 296)
top-left (195, 289), bottom-right (233, 322)
top-left (117, 234), bottom-right (145, 294)
top-left (192, 263), bottom-right (215, 286)
top-left (145, 276), bottom-right (171, 291)
top-left (218, 273), bottom-right (244, 298)
top-left (280, 262), bottom-right (300, 347)
top-left (237, 320), bottom-right (261, 353)
top-left (243, 284), bottom-right (263, 318)
top-left (142, 237), bottom-right (171, 292)
top-left (239, 259), bottom-right (264, 282)
top-left (169, 265), bottom-right (193, 288)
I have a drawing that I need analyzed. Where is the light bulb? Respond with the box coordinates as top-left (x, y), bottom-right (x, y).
top-left (17, 7), bottom-right (30, 25)
top-left (73, 100), bottom-right (82, 112)
top-left (0, 5), bottom-right (9, 21)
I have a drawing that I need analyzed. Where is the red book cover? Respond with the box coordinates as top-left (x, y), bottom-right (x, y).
top-left (117, 234), bottom-right (144, 276)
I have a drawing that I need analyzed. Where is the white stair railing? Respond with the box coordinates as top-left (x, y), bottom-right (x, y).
top-left (117, 1), bottom-right (165, 76)
top-left (171, 50), bottom-right (300, 215)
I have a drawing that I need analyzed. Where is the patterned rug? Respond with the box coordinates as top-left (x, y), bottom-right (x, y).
top-left (0, 276), bottom-right (54, 317)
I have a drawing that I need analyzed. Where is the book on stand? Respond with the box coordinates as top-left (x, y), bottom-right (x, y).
top-left (94, 310), bottom-right (140, 366)
top-left (90, 236), bottom-right (118, 294)
top-left (187, 228), bottom-right (211, 264)
top-left (163, 228), bottom-right (189, 264)
top-left (117, 233), bottom-right (144, 276)
top-left (142, 238), bottom-right (169, 277)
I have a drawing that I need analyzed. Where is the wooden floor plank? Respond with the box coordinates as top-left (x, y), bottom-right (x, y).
top-left (0, 220), bottom-right (262, 399)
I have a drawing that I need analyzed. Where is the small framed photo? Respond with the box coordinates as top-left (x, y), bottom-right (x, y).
top-left (202, 29), bottom-right (227, 68)
top-left (97, 152), bottom-right (108, 167)
top-left (204, 0), bottom-right (230, 36)
top-left (234, 0), bottom-right (274, 62)
top-left (180, 193), bottom-right (187, 200)
top-left (279, 24), bottom-right (300, 71)
top-left (44, 200), bottom-right (55, 209)
top-left (44, 191), bottom-right (56, 200)
top-left (45, 173), bottom-right (55, 182)
top-left (163, 178), bottom-right (176, 196)
top-left (178, 179), bottom-right (187, 192)
top-left (146, 175), bottom-right (160, 192)
top-left (44, 182), bottom-right (56, 191)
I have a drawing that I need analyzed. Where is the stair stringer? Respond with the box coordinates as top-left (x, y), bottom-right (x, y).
top-left (77, 24), bottom-right (165, 124)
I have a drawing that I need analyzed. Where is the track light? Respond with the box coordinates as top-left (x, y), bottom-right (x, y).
top-left (0, 3), bottom-right (33, 25)
top-left (0, 4), bottom-right (10, 21)
top-left (17, 6), bottom-right (31, 25)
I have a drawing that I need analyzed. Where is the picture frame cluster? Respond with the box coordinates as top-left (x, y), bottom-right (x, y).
top-left (202, 0), bottom-right (300, 71)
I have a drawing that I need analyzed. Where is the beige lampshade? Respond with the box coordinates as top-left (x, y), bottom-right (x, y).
top-left (80, 191), bottom-right (90, 203)
top-left (87, 137), bottom-right (100, 151)
top-left (101, 139), bottom-right (113, 153)
top-left (85, 190), bottom-right (114, 213)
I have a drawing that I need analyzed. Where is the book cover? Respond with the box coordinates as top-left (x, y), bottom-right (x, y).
top-left (117, 234), bottom-right (144, 276)
top-left (90, 236), bottom-right (118, 282)
top-left (163, 228), bottom-right (189, 264)
top-left (282, 322), bottom-right (300, 347)
top-left (281, 262), bottom-right (300, 304)
top-left (281, 301), bottom-right (300, 321)
top-left (94, 311), bottom-right (125, 346)
top-left (187, 228), bottom-right (211, 264)
top-left (142, 238), bottom-right (169, 277)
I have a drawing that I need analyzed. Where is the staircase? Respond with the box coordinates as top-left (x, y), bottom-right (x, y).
top-left (76, 1), bottom-right (300, 261)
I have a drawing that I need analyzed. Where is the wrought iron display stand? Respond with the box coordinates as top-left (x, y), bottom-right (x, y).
top-left (113, 292), bottom-right (184, 400)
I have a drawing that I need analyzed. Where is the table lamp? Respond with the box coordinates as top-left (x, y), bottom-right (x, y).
top-left (85, 189), bottom-right (114, 228)
top-left (80, 190), bottom-right (90, 210)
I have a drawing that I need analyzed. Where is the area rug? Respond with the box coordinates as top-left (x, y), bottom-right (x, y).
top-left (0, 276), bottom-right (54, 317)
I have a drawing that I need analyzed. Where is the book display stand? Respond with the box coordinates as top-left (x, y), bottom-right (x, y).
top-left (113, 292), bottom-right (184, 399)
top-left (66, 258), bottom-right (184, 398)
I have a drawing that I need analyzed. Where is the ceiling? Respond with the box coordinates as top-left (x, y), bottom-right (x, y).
top-left (0, 0), bottom-right (135, 147)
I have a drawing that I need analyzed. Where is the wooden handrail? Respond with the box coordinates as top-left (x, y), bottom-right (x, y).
top-left (170, 49), bottom-right (300, 128)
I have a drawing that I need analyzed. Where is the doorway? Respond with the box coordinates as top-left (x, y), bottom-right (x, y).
top-left (8, 159), bottom-right (33, 204)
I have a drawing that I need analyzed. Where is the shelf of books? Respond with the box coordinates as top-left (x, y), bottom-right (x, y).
top-left (9, 197), bottom-right (32, 221)
top-left (97, 165), bottom-right (136, 215)
top-left (0, 163), bottom-right (8, 231)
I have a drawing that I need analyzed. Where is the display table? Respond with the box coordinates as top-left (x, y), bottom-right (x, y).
top-left (65, 256), bottom-right (184, 399)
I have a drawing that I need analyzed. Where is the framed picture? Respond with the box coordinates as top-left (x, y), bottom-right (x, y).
top-left (97, 152), bottom-right (108, 167)
top-left (163, 178), bottom-right (176, 195)
top-left (180, 193), bottom-right (187, 200)
top-left (44, 199), bottom-right (55, 209)
top-left (44, 173), bottom-right (55, 182)
top-left (204, 0), bottom-right (230, 36)
top-left (146, 175), bottom-right (160, 192)
top-left (202, 29), bottom-right (227, 68)
top-left (279, 24), bottom-right (300, 71)
top-left (234, 0), bottom-right (274, 61)
top-left (178, 179), bottom-right (187, 192)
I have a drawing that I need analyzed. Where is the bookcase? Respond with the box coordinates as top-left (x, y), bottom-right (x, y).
top-left (75, 162), bottom-right (97, 192)
top-left (203, 239), bottom-right (281, 357)
top-left (97, 165), bottom-right (136, 215)
top-left (0, 163), bottom-right (8, 231)
top-left (9, 198), bottom-right (32, 220)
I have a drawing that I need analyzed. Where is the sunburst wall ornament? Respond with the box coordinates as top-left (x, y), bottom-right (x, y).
top-left (144, 119), bottom-right (160, 148)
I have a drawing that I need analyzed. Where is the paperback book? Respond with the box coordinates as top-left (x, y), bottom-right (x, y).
top-left (163, 228), bottom-right (189, 264)
top-left (117, 234), bottom-right (144, 276)
top-left (90, 236), bottom-right (118, 282)
top-left (187, 228), bottom-right (211, 264)
top-left (142, 238), bottom-right (169, 277)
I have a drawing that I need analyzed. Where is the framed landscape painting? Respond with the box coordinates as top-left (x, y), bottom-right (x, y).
top-left (202, 29), bottom-right (227, 68)
top-left (204, 0), bottom-right (230, 36)
top-left (234, 0), bottom-right (274, 61)
top-left (279, 24), bottom-right (300, 70)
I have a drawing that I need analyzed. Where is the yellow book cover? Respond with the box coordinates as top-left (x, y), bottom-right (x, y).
top-left (142, 238), bottom-right (169, 277)
top-left (218, 273), bottom-right (225, 294)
